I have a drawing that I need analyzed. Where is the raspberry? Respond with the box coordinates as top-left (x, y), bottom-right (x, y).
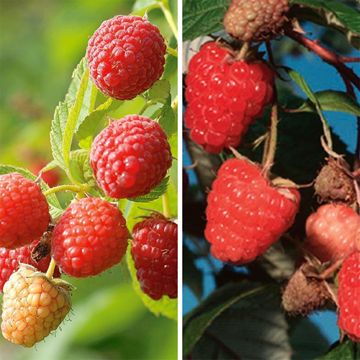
top-left (224, 0), bottom-right (289, 42)
top-left (86, 15), bottom-right (166, 100)
top-left (282, 263), bottom-right (330, 316)
top-left (205, 158), bottom-right (300, 264)
top-left (90, 115), bottom-right (172, 199)
top-left (1, 264), bottom-right (71, 347)
top-left (0, 173), bottom-right (50, 249)
top-left (0, 239), bottom-right (60, 292)
top-left (337, 252), bottom-right (360, 342)
top-left (185, 42), bottom-right (274, 153)
top-left (131, 215), bottom-right (177, 300)
top-left (305, 204), bottom-right (360, 263)
top-left (52, 197), bottom-right (129, 277)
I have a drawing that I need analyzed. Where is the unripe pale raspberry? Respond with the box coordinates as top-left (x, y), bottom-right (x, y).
top-left (0, 173), bottom-right (50, 249)
top-left (337, 252), bottom-right (360, 342)
top-left (52, 197), bottom-right (129, 277)
top-left (90, 115), bottom-right (172, 199)
top-left (131, 215), bottom-right (177, 300)
top-left (224, 0), bottom-right (289, 42)
top-left (205, 158), bottom-right (300, 264)
top-left (305, 204), bottom-right (360, 263)
top-left (185, 42), bottom-right (274, 153)
top-left (1, 264), bottom-right (71, 347)
top-left (0, 239), bottom-right (60, 292)
top-left (86, 15), bottom-right (166, 100)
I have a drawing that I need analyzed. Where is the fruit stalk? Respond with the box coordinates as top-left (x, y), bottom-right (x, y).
top-left (162, 192), bottom-right (171, 218)
top-left (263, 100), bottom-right (279, 173)
top-left (43, 184), bottom-right (90, 197)
top-left (159, 1), bottom-right (178, 40)
top-left (45, 258), bottom-right (57, 279)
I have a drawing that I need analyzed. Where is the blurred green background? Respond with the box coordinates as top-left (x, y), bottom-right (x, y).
top-left (0, 0), bottom-right (177, 359)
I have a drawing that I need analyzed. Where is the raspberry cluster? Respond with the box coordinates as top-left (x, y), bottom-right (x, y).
top-left (185, 42), bottom-right (274, 153)
top-left (205, 158), bottom-right (300, 264)
top-left (87, 15), bottom-right (166, 100)
top-left (224, 0), bottom-right (289, 42)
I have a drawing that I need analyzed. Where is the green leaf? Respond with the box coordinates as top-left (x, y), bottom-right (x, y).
top-left (0, 164), bottom-right (63, 218)
top-left (148, 79), bottom-right (171, 103)
top-left (295, 90), bottom-right (360, 116)
top-left (290, 0), bottom-right (360, 48)
top-left (130, 177), bottom-right (169, 203)
top-left (286, 67), bottom-right (317, 103)
top-left (183, 246), bottom-right (203, 299)
top-left (132, 0), bottom-right (159, 12)
top-left (50, 59), bottom-right (97, 171)
top-left (158, 101), bottom-right (177, 137)
top-left (183, 0), bottom-right (230, 41)
top-left (69, 149), bottom-right (95, 186)
top-left (316, 339), bottom-right (360, 359)
top-left (184, 283), bottom-right (290, 358)
top-left (76, 98), bottom-right (122, 149)
top-left (126, 248), bottom-right (177, 320)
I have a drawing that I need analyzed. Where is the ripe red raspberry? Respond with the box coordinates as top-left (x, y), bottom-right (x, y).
top-left (1, 264), bottom-right (71, 347)
top-left (224, 0), bottom-right (289, 42)
top-left (131, 215), bottom-right (177, 300)
top-left (305, 204), bottom-right (360, 263)
top-left (90, 115), bottom-right (172, 199)
top-left (205, 158), bottom-right (300, 264)
top-left (0, 239), bottom-right (60, 292)
top-left (0, 173), bottom-right (50, 249)
top-left (86, 15), bottom-right (166, 100)
top-left (31, 161), bottom-right (60, 188)
top-left (185, 42), bottom-right (274, 153)
top-left (52, 197), bottom-right (129, 277)
top-left (337, 252), bottom-right (360, 342)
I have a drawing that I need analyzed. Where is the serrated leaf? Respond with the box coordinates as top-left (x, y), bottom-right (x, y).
top-left (132, 0), bottom-right (159, 12)
top-left (69, 149), bottom-right (95, 186)
top-left (290, 0), bottom-right (360, 48)
top-left (0, 164), bottom-right (63, 215)
top-left (130, 177), bottom-right (169, 203)
top-left (295, 90), bottom-right (360, 116)
top-left (316, 339), bottom-right (360, 359)
top-left (148, 79), bottom-right (171, 103)
top-left (76, 98), bottom-right (123, 149)
top-left (183, 0), bottom-right (230, 41)
top-left (158, 101), bottom-right (177, 137)
top-left (126, 248), bottom-right (177, 320)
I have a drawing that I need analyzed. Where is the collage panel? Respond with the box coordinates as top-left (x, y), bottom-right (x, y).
top-left (0, 0), bottom-right (178, 359)
top-left (183, 0), bottom-right (360, 359)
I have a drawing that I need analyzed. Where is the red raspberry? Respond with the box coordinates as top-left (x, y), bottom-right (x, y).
top-left (31, 161), bottom-right (60, 188)
top-left (337, 252), bottom-right (360, 342)
top-left (224, 0), bottom-right (289, 42)
top-left (131, 215), bottom-right (177, 300)
top-left (0, 173), bottom-right (50, 249)
top-left (205, 158), bottom-right (300, 264)
top-left (305, 204), bottom-right (360, 263)
top-left (0, 240), bottom-right (60, 292)
top-left (52, 197), bottom-right (129, 277)
top-left (185, 42), bottom-right (274, 153)
top-left (90, 115), bottom-right (172, 199)
top-left (86, 15), bottom-right (166, 100)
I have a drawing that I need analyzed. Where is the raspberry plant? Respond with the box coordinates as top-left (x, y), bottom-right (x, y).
top-left (0, 0), bottom-right (177, 349)
top-left (183, 0), bottom-right (360, 358)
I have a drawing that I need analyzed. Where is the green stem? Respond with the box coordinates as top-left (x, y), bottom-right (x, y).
top-left (43, 184), bottom-right (90, 197)
top-left (46, 258), bottom-right (57, 279)
top-left (162, 192), bottom-right (171, 218)
top-left (167, 46), bottom-right (178, 58)
top-left (159, 1), bottom-right (178, 40)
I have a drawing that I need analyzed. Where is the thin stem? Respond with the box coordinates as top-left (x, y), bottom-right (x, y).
top-left (162, 192), bottom-right (171, 218)
top-left (285, 29), bottom-right (360, 91)
top-left (236, 42), bottom-right (250, 60)
top-left (159, 1), bottom-right (178, 40)
top-left (171, 95), bottom-right (178, 111)
top-left (167, 46), bottom-right (178, 58)
top-left (263, 101), bottom-right (279, 174)
top-left (46, 258), bottom-right (57, 279)
top-left (43, 184), bottom-right (89, 197)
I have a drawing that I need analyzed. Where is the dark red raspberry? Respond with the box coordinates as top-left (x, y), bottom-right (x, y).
top-left (86, 15), bottom-right (166, 100)
top-left (0, 173), bottom-right (50, 249)
top-left (90, 115), bottom-right (172, 199)
top-left (51, 197), bottom-right (129, 277)
top-left (0, 239), bottom-right (60, 292)
top-left (224, 0), bottom-right (289, 42)
top-left (131, 215), bottom-right (177, 300)
top-left (205, 158), bottom-right (300, 264)
top-left (185, 42), bottom-right (274, 153)
top-left (337, 252), bottom-right (360, 342)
